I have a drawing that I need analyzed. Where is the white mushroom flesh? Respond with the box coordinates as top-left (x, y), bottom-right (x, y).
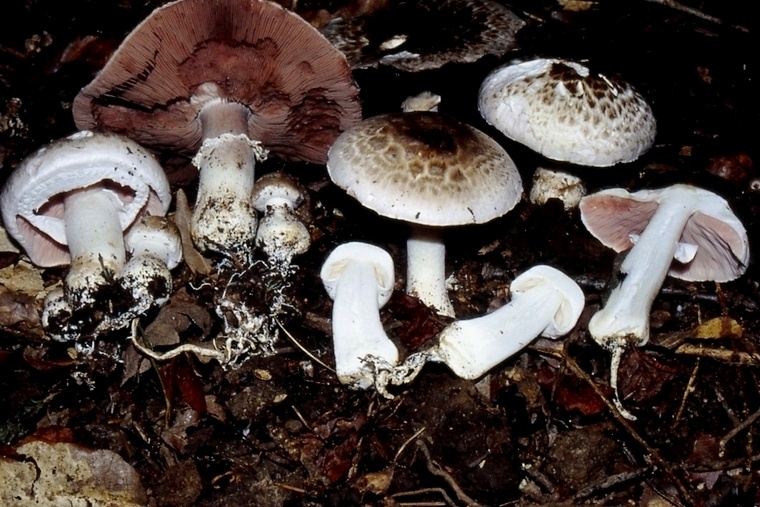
top-left (321, 242), bottom-right (398, 390)
top-left (434, 265), bottom-right (584, 380)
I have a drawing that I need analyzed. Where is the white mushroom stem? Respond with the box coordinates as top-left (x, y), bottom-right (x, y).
top-left (588, 190), bottom-right (698, 420)
top-left (433, 265), bottom-right (584, 380)
top-left (255, 197), bottom-right (310, 266)
top-left (191, 98), bottom-right (268, 260)
top-left (406, 225), bottom-right (455, 317)
top-left (321, 242), bottom-right (398, 390)
top-left (63, 187), bottom-right (126, 304)
top-left (588, 195), bottom-right (696, 350)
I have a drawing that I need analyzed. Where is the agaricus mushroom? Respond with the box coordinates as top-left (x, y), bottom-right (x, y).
top-left (433, 265), bottom-right (584, 379)
top-left (479, 58), bottom-right (656, 167)
top-left (0, 131), bottom-right (170, 309)
top-left (123, 215), bottom-right (183, 305)
top-left (72, 0), bottom-right (361, 261)
top-left (327, 111), bottom-right (523, 317)
top-left (320, 242), bottom-right (398, 390)
top-left (580, 184), bottom-right (749, 419)
top-left (321, 0), bottom-right (524, 72)
top-left (251, 172), bottom-right (310, 268)
top-left (529, 167), bottom-right (586, 210)
top-left (401, 91), bottom-right (441, 113)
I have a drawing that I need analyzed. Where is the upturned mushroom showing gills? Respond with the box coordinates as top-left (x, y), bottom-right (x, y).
top-left (433, 265), bottom-right (584, 380)
top-left (321, 242), bottom-right (398, 391)
top-left (580, 184), bottom-right (749, 419)
top-left (321, 0), bottom-right (524, 72)
top-left (479, 58), bottom-right (656, 167)
top-left (72, 0), bottom-right (361, 261)
top-left (327, 112), bottom-right (522, 317)
top-left (0, 131), bottom-right (172, 340)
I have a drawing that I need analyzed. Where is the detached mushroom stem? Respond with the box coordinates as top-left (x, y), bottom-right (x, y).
top-left (321, 242), bottom-right (399, 390)
top-left (433, 265), bottom-right (584, 380)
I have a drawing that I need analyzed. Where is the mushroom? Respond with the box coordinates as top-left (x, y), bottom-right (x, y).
top-left (0, 131), bottom-right (170, 307)
top-left (251, 172), bottom-right (310, 268)
top-left (327, 111), bottom-right (522, 317)
top-left (479, 58), bottom-right (656, 167)
top-left (529, 167), bottom-right (586, 210)
top-left (580, 184), bottom-right (749, 419)
top-left (401, 91), bottom-right (441, 113)
top-left (72, 0), bottom-right (361, 261)
top-left (320, 242), bottom-right (398, 390)
top-left (321, 0), bottom-right (524, 72)
top-left (123, 215), bottom-right (183, 305)
top-left (432, 265), bottom-right (584, 379)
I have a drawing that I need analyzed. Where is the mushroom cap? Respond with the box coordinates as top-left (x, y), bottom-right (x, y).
top-left (579, 184), bottom-right (749, 282)
top-left (125, 215), bottom-right (183, 270)
top-left (327, 111), bottom-right (523, 227)
top-left (0, 131), bottom-right (171, 268)
top-left (251, 172), bottom-right (304, 211)
top-left (510, 264), bottom-right (585, 338)
top-left (321, 0), bottom-right (524, 72)
top-left (321, 242), bottom-right (395, 308)
top-left (72, 0), bottom-right (361, 165)
top-left (479, 58), bottom-right (657, 167)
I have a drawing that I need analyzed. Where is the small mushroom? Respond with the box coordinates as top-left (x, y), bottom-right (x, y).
top-left (321, 0), bottom-right (524, 72)
top-left (401, 91), bottom-right (441, 113)
top-left (0, 131), bottom-right (170, 307)
top-left (529, 167), bottom-right (586, 210)
top-left (320, 242), bottom-right (398, 390)
top-left (433, 265), bottom-right (584, 379)
top-left (123, 215), bottom-right (183, 305)
top-left (73, 0), bottom-right (361, 261)
top-left (580, 184), bottom-right (749, 419)
top-left (327, 111), bottom-right (522, 317)
top-left (479, 58), bottom-right (656, 167)
top-left (251, 172), bottom-right (310, 268)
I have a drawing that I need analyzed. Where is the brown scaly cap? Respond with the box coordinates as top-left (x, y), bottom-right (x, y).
top-left (72, 0), bottom-right (361, 164)
top-left (327, 112), bottom-right (523, 227)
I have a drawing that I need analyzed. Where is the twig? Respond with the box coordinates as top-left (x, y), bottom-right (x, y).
top-left (640, 0), bottom-right (749, 32)
top-left (573, 467), bottom-right (651, 500)
top-left (394, 427), bottom-right (427, 463)
top-left (391, 488), bottom-right (456, 506)
top-left (674, 359), bottom-right (700, 427)
top-left (275, 318), bottom-right (334, 372)
top-left (720, 406), bottom-right (760, 453)
top-left (562, 355), bottom-right (696, 506)
top-left (415, 440), bottom-right (485, 507)
top-left (675, 344), bottom-right (760, 366)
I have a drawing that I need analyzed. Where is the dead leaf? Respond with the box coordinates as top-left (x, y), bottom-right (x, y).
top-left (174, 190), bottom-right (212, 276)
top-left (385, 292), bottom-right (447, 350)
top-left (0, 291), bottom-right (45, 340)
top-left (693, 316), bottom-right (743, 339)
top-left (143, 289), bottom-right (212, 348)
top-left (0, 438), bottom-right (147, 506)
top-left (616, 348), bottom-right (680, 409)
top-left (0, 260), bottom-right (46, 296)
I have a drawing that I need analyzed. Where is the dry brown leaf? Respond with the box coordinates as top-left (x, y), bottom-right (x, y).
top-left (693, 316), bottom-right (743, 339)
top-left (0, 439), bottom-right (147, 506)
top-left (0, 291), bottom-right (45, 340)
top-left (143, 289), bottom-right (212, 348)
top-left (0, 260), bottom-right (46, 296)
top-left (174, 189), bottom-right (212, 276)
